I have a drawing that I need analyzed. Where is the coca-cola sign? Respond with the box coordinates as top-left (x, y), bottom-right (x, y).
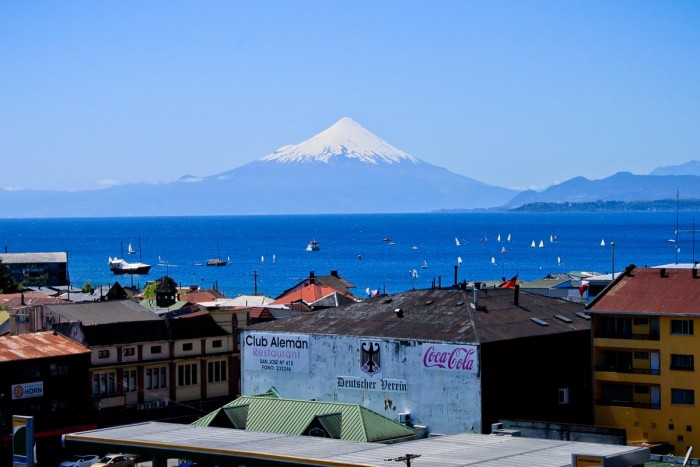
top-left (422, 343), bottom-right (479, 373)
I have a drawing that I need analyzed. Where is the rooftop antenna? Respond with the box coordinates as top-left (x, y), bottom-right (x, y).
top-left (253, 269), bottom-right (259, 295)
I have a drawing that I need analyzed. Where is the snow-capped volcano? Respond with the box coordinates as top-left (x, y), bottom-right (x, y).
top-left (261, 117), bottom-right (418, 165)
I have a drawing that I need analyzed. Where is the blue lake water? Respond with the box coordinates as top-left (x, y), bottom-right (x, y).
top-left (0, 212), bottom-right (696, 298)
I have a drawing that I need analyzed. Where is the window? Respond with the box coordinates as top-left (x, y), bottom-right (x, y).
top-left (634, 351), bottom-right (649, 360)
top-left (558, 388), bottom-right (569, 405)
top-left (122, 370), bottom-right (137, 393)
top-left (671, 320), bottom-right (694, 336)
top-left (212, 339), bottom-right (223, 348)
top-left (49, 363), bottom-right (68, 376)
top-left (183, 343), bottom-right (193, 351)
top-left (634, 385), bottom-right (650, 394)
top-left (92, 372), bottom-right (117, 396)
top-left (671, 354), bottom-right (695, 370)
top-left (146, 367), bottom-right (167, 389)
top-left (208, 360), bottom-right (228, 383)
top-left (672, 388), bottom-right (695, 405)
top-left (633, 317), bottom-right (649, 325)
top-left (97, 350), bottom-right (110, 359)
top-left (123, 347), bottom-right (135, 357)
top-left (151, 345), bottom-right (162, 354)
top-left (16, 314), bottom-right (29, 323)
top-left (178, 363), bottom-right (198, 386)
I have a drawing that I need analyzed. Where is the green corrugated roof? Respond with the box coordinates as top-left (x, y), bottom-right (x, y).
top-left (193, 395), bottom-right (415, 443)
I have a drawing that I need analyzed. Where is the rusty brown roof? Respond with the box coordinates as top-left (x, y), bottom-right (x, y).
top-left (588, 266), bottom-right (700, 315)
top-left (0, 331), bottom-right (89, 361)
top-left (248, 287), bottom-right (589, 343)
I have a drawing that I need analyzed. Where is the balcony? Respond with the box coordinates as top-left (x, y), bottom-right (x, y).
top-left (596, 399), bottom-right (660, 410)
top-left (595, 365), bottom-right (660, 376)
top-left (595, 331), bottom-right (660, 341)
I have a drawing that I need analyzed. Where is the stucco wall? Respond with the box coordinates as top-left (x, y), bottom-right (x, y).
top-left (241, 331), bottom-right (482, 435)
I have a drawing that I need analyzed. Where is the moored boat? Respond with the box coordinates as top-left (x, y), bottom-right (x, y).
top-left (108, 257), bottom-right (151, 275)
top-left (306, 239), bottom-right (320, 251)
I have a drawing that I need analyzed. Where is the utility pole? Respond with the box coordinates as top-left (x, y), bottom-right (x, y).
top-left (253, 269), bottom-right (258, 295)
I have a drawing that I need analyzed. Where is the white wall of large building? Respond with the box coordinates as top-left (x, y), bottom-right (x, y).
top-left (241, 330), bottom-right (482, 435)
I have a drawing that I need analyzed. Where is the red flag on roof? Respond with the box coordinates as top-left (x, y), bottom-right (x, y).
top-left (501, 275), bottom-right (518, 288)
top-left (578, 281), bottom-right (590, 296)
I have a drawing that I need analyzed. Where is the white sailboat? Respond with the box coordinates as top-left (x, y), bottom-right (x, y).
top-left (491, 256), bottom-right (496, 265)
top-left (501, 246), bottom-right (508, 254)
top-left (507, 233), bottom-right (511, 242)
top-left (601, 239), bottom-right (606, 247)
top-left (421, 260), bottom-right (428, 269)
top-left (557, 256), bottom-right (561, 266)
top-left (457, 256), bottom-right (462, 266)
top-left (531, 240), bottom-right (536, 248)
top-left (538, 240), bottom-right (544, 248)
top-left (497, 234), bottom-right (501, 242)
top-left (128, 243), bottom-right (135, 255)
top-left (412, 269), bottom-right (419, 279)
top-left (455, 237), bottom-right (461, 246)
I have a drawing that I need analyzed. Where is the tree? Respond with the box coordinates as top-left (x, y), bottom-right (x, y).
top-left (0, 259), bottom-right (20, 293)
top-left (82, 282), bottom-right (94, 293)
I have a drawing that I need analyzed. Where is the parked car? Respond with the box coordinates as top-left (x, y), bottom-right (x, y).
top-left (90, 453), bottom-right (136, 467)
top-left (59, 454), bottom-right (100, 467)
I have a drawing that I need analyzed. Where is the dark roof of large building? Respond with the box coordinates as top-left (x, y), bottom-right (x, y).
top-left (587, 265), bottom-right (700, 315)
top-left (44, 300), bottom-right (160, 325)
top-left (0, 331), bottom-right (89, 361)
top-left (249, 287), bottom-right (589, 343)
top-left (52, 308), bottom-right (228, 346)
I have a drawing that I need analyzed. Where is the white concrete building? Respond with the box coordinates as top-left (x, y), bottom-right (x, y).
top-left (241, 286), bottom-right (593, 435)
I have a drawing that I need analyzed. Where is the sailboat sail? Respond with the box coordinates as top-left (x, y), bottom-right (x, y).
top-left (539, 240), bottom-right (544, 248)
top-left (455, 237), bottom-right (461, 246)
top-left (531, 240), bottom-right (536, 248)
top-left (497, 234), bottom-right (501, 242)
top-left (457, 256), bottom-right (462, 266)
top-left (601, 239), bottom-right (606, 247)
top-left (128, 243), bottom-right (135, 255)
top-left (507, 233), bottom-right (511, 242)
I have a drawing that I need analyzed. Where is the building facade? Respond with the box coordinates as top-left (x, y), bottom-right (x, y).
top-left (0, 252), bottom-right (69, 286)
top-left (242, 286), bottom-right (593, 435)
top-left (588, 265), bottom-right (700, 453)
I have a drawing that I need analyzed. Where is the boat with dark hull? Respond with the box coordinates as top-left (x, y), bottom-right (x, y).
top-left (109, 257), bottom-right (152, 275)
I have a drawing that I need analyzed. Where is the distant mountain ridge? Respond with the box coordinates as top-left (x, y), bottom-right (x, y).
top-left (505, 171), bottom-right (700, 208)
top-left (0, 118), bottom-right (517, 218)
top-left (649, 160), bottom-right (700, 176)
top-left (1, 120), bottom-right (698, 218)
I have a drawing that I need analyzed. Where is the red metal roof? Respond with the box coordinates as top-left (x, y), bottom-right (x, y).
top-left (588, 267), bottom-right (700, 315)
top-left (0, 331), bottom-right (90, 361)
top-left (271, 284), bottom-right (353, 306)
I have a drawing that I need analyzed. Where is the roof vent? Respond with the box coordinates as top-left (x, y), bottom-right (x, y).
top-left (424, 300), bottom-right (433, 306)
top-left (660, 268), bottom-right (667, 278)
top-left (554, 314), bottom-right (572, 323)
top-left (394, 308), bottom-right (404, 318)
top-left (455, 301), bottom-right (464, 306)
top-left (575, 311), bottom-right (591, 320)
top-left (530, 317), bottom-right (549, 326)
top-left (382, 298), bottom-right (393, 304)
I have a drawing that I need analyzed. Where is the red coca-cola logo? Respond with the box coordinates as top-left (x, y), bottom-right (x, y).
top-left (423, 345), bottom-right (476, 371)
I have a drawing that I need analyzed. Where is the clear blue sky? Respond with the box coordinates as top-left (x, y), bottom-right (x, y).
top-left (1, 1), bottom-right (699, 192)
